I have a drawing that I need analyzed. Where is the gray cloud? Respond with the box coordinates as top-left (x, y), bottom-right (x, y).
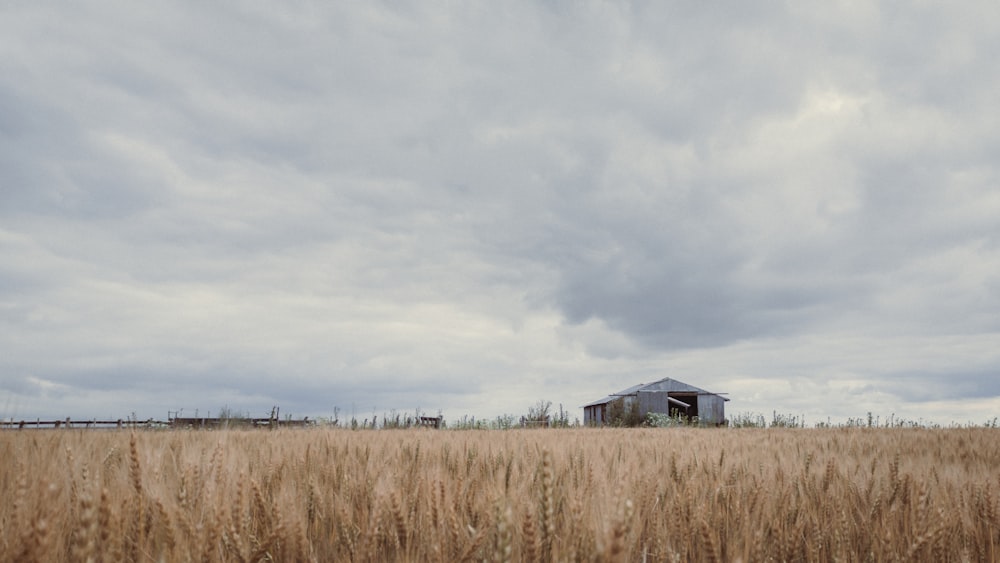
top-left (2, 2), bottom-right (999, 424)
top-left (884, 369), bottom-right (1000, 403)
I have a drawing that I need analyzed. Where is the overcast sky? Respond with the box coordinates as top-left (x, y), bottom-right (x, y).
top-left (3, 2), bottom-right (999, 425)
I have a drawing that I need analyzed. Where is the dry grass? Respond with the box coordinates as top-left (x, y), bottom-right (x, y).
top-left (1, 427), bottom-right (998, 562)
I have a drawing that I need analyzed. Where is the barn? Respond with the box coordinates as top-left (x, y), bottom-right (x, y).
top-left (582, 377), bottom-right (729, 426)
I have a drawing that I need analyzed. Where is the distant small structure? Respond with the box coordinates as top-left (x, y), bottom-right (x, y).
top-left (519, 415), bottom-right (550, 428)
top-left (583, 377), bottom-right (729, 426)
top-left (418, 415), bottom-right (443, 429)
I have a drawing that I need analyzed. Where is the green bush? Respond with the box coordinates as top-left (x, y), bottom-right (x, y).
top-left (606, 397), bottom-right (644, 427)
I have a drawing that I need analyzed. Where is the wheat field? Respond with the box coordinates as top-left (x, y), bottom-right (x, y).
top-left (1, 427), bottom-right (998, 562)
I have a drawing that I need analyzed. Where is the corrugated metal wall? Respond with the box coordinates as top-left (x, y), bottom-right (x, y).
top-left (698, 395), bottom-right (726, 425)
top-left (584, 405), bottom-right (606, 425)
top-left (637, 391), bottom-right (668, 415)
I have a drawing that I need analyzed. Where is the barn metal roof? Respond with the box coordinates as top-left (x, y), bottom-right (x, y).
top-left (581, 376), bottom-right (728, 407)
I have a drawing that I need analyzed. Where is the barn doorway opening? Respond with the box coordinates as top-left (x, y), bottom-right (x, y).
top-left (668, 393), bottom-right (699, 421)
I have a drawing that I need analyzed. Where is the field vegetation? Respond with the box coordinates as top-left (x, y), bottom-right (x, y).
top-left (1, 426), bottom-right (998, 562)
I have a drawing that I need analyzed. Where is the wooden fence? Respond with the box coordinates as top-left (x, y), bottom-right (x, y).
top-left (0, 418), bottom-right (165, 430)
top-left (0, 416), bottom-right (315, 430)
